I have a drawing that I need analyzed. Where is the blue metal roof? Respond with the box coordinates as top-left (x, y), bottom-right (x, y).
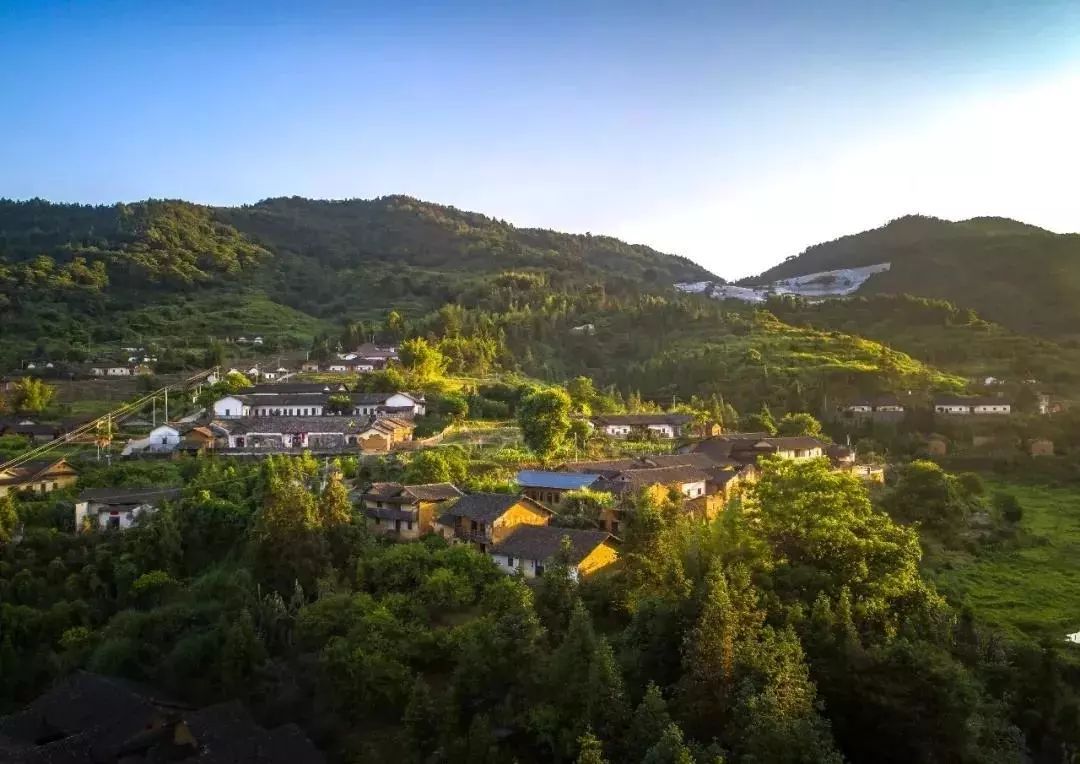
top-left (515, 470), bottom-right (600, 490)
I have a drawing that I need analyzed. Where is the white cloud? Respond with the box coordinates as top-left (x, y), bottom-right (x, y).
top-left (614, 68), bottom-right (1080, 279)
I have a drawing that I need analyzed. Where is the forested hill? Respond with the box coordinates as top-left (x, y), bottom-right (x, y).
top-left (747, 214), bottom-right (1080, 338)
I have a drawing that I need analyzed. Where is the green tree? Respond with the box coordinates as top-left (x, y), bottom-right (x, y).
top-left (400, 337), bottom-right (448, 385)
top-left (624, 682), bottom-right (674, 762)
top-left (642, 723), bottom-right (695, 764)
top-left (743, 403), bottom-right (778, 435)
top-left (319, 468), bottom-right (354, 527)
top-left (518, 387), bottom-right (572, 459)
top-left (566, 376), bottom-right (598, 414)
top-left (776, 412), bottom-right (823, 438)
top-left (11, 377), bottom-right (55, 413)
top-left (0, 494), bottom-right (19, 544)
top-left (576, 729), bottom-right (609, 764)
top-left (220, 608), bottom-right (265, 699)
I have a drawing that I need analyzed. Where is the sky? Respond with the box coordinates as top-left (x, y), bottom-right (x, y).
top-left (2, 0), bottom-right (1079, 278)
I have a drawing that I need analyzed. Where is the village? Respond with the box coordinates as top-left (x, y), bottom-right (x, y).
top-left (1, 338), bottom-right (1064, 584)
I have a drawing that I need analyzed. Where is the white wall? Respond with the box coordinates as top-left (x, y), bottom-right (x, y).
top-left (212, 396), bottom-right (247, 418)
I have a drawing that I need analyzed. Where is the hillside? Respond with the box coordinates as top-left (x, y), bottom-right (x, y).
top-left (747, 214), bottom-right (1080, 338)
top-left (0, 196), bottom-right (1006, 407)
top-left (0, 196), bottom-right (714, 368)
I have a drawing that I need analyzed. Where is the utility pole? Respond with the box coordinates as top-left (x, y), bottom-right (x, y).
top-left (164, 389), bottom-right (168, 422)
top-left (152, 397), bottom-right (157, 426)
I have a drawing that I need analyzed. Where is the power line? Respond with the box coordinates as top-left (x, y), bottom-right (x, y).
top-left (0, 367), bottom-right (219, 473)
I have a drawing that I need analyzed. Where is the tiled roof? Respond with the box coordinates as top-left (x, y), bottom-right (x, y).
top-left (491, 525), bottom-right (614, 565)
top-left (439, 493), bottom-right (550, 525)
top-left (247, 382), bottom-right (342, 395)
top-left (613, 466), bottom-right (711, 489)
top-left (516, 470), bottom-right (600, 490)
top-left (403, 483), bottom-right (464, 501)
top-left (592, 413), bottom-right (693, 427)
top-left (223, 417), bottom-right (369, 435)
top-left (77, 486), bottom-right (181, 505)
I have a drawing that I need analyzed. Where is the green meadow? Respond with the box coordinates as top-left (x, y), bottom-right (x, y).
top-left (932, 481), bottom-right (1080, 644)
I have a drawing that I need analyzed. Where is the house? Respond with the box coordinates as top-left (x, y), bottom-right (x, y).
top-left (362, 482), bottom-right (464, 539)
top-left (179, 425), bottom-right (223, 453)
top-left (690, 435), bottom-right (826, 465)
top-left (605, 465), bottom-right (710, 499)
top-left (569, 323), bottom-right (596, 335)
top-left (0, 420), bottom-right (64, 444)
top-left (0, 671), bottom-right (324, 763)
top-left (252, 336), bottom-right (264, 345)
top-left (591, 413), bottom-right (693, 439)
top-left (356, 417), bottom-right (415, 451)
top-left (435, 493), bottom-right (553, 552)
top-left (490, 525), bottom-right (618, 579)
top-left (826, 444), bottom-right (856, 466)
top-left (327, 364), bottom-right (349, 372)
top-left (75, 486), bottom-right (181, 531)
top-left (248, 382), bottom-right (345, 396)
top-left (934, 396), bottom-right (1011, 415)
top-left (246, 395), bottom-right (327, 417)
top-left (351, 392), bottom-right (426, 417)
top-left (353, 342), bottom-right (399, 363)
top-left (301, 361), bottom-right (320, 372)
top-left (842, 395), bottom-right (905, 415)
top-left (0, 458), bottom-right (78, 498)
top-left (121, 424), bottom-right (182, 456)
top-left (925, 435), bottom-right (948, 456)
top-left (1030, 438), bottom-right (1055, 457)
top-left (516, 470), bottom-right (602, 508)
top-left (211, 395), bottom-right (248, 418)
top-left (221, 416), bottom-right (371, 450)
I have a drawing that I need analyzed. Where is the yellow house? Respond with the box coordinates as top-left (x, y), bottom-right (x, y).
top-left (361, 482), bottom-right (464, 539)
top-left (0, 458), bottom-right (78, 498)
top-left (435, 493), bottom-right (552, 553)
top-left (489, 525), bottom-right (618, 579)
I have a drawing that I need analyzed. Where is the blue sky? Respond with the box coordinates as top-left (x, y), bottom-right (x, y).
top-left (2, 0), bottom-right (1079, 277)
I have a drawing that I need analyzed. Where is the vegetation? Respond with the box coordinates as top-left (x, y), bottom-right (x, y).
top-left (751, 214), bottom-right (1080, 339)
top-left (3, 456), bottom-right (1076, 762)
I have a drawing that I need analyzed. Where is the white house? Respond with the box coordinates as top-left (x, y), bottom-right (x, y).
top-left (590, 413), bottom-right (692, 439)
top-left (352, 392), bottom-right (426, 417)
top-left (212, 395), bottom-right (248, 418)
top-left (489, 525), bottom-right (617, 580)
top-left (75, 487), bottom-right (181, 531)
top-left (120, 424), bottom-right (182, 456)
top-left (973, 401), bottom-right (1011, 415)
top-left (611, 466), bottom-right (710, 498)
top-left (253, 336), bottom-right (264, 345)
top-left (934, 398), bottom-right (973, 415)
top-left (247, 397), bottom-right (325, 417)
top-left (327, 364), bottom-right (349, 372)
top-left (105, 366), bottom-right (132, 376)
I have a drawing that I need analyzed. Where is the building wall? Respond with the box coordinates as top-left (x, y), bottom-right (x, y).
top-left (359, 433), bottom-right (392, 452)
top-left (212, 396), bottom-right (246, 418)
top-left (577, 542), bottom-right (618, 577)
top-left (0, 472), bottom-right (78, 498)
top-left (973, 405), bottom-right (1011, 415)
top-left (491, 502), bottom-right (550, 543)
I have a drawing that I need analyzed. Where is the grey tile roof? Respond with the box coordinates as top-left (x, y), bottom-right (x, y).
top-left (491, 525), bottom-right (614, 565)
top-left (439, 493), bottom-right (550, 525)
top-left (77, 486), bottom-right (181, 505)
top-left (222, 416), bottom-right (369, 435)
top-left (592, 413), bottom-right (693, 427)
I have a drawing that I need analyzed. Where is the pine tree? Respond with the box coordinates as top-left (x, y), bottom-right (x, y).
top-left (403, 676), bottom-right (438, 761)
top-left (624, 682), bottom-right (673, 762)
top-left (576, 729), bottom-right (608, 764)
top-left (319, 466), bottom-right (353, 527)
top-left (642, 723), bottom-right (695, 764)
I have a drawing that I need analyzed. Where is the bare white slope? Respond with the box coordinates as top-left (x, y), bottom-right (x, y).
top-left (676, 262), bottom-right (890, 303)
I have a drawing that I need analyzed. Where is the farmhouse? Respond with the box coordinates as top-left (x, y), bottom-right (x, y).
top-left (120, 424), bottom-right (182, 456)
top-left (516, 470), bottom-right (602, 508)
top-left (220, 416), bottom-right (372, 449)
top-left (362, 482), bottom-right (464, 539)
top-left (246, 395), bottom-right (327, 417)
top-left (351, 392), bottom-right (426, 417)
top-left (74, 486), bottom-right (181, 531)
top-left (435, 493), bottom-right (553, 552)
top-left (934, 396), bottom-right (1012, 415)
top-left (690, 435), bottom-right (826, 465)
top-left (0, 458), bottom-right (78, 498)
top-left (356, 417), bottom-right (415, 451)
top-left (841, 395), bottom-right (905, 414)
top-left (490, 525), bottom-right (618, 579)
top-left (604, 465), bottom-right (710, 499)
top-left (590, 413), bottom-right (693, 439)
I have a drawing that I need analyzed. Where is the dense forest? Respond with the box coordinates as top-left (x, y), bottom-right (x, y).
top-left (3, 455), bottom-right (1078, 763)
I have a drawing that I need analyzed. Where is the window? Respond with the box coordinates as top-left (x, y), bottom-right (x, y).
top-left (406, 521), bottom-right (413, 531)
top-left (535, 564), bottom-right (545, 577)
top-left (611, 520), bottom-right (620, 534)
top-left (395, 520), bottom-right (402, 531)
top-left (374, 517), bottom-right (380, 526)
top-left (507, 556), bottom-right (514, 567)
top-left (107, 515), bottom-right (120, 530)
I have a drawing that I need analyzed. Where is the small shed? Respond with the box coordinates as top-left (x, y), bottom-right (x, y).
top-left (1030, 438), bottom-right (1055, 457)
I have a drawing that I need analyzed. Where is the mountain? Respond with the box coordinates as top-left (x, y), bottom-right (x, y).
top-left (746, 214), bottom-right (1080, 338)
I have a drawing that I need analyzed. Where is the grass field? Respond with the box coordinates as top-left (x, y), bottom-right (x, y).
top-left (932, 481), bottom-right (1080, 643)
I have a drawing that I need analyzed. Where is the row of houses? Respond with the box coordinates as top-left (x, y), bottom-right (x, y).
top-left (843, 394), bottom-right (1059, 417)
top-left (301, 343), bottom-right (400, 373)
top-left (357, 432), bottom-right (854, 578)
top-left (210, 384), bottom-right (425, 419)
